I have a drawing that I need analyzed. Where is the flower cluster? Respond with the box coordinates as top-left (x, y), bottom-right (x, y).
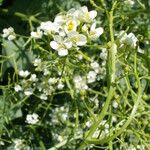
top-left (26, 113), bottom-right (39, 124)
top-left (2, 27), bottom-right (16, 40)
top-left (118, 31), bottom-right (138, 48)
top-left (31, 6), bottom-right (103, 56)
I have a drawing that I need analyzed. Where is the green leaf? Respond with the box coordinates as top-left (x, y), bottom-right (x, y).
top-left (2, 37), bottom-right (35, 78)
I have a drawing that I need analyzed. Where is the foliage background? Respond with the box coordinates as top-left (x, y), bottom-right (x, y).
top-left (0, 0), bottom-right (150, 149)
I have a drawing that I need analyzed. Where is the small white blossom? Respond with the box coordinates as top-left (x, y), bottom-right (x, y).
top-left (24, 88), bottom-right (33, 96)
top-left (79, 6), bottom-right (97, 22)
top-left (89, 22), bottom-right (103, 39)
top-left (85, 121), bottom-right (92, 128)
top-left (43, 68), bottom-right (50, 75)
top-left (33, 58), bottom-right (41, 66)
top-left (91, 61), bottom-right (100, 73)
top-left (2, 27), bottom-right (16, 40)
top-left (100, 48), bottom-right (107, 60)
top-left (57, 82), bottom-right (64, 90)
top-left (87, 71), bottom-right (97, 83)
top-left (40, 94), bottom-right (48, 100)
top-left (31, 28), bottom-right (43, 39)
top-left (14, 139), bottom-right (25, 150)
top-left (26, 113), bottom-right (39, 124)
top-left (50, 35), bottom-right (72, 56)
top-left (19, 70), bottom-right (30, 78)
top-left (124, 0), bottom-right (135, 6)
top-left (74, 75), bottom-right (88, 90)
top-left (92, 128), bottom-right (100, 138)
top-left (68, 31), bottom-right (87, 46)
top-left (64, 19), bottom-right (78, 33)
top-left (125, 33), bottom-right (138, 48)
top-left (113, 101), bottom-right (118, 108)
top-left (40, 21), bottom-right (59, 35)
top-left (118, 31), bottom-right (138, 48)
top-left (29, 74), bottom-right (38, 82)
top-left (14, 85), bottom-right (22, 92)
top-left (48, 77), bottom-right (58, 84)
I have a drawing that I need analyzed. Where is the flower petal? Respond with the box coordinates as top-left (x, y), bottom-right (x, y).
top-left (50, 41), bottom-right (59, 50)
top-left (89, 10), bottom-right (97, 20)
top-left (76, 34), bottom-right (87, 46)
top-left (58, 49), bottom-right (68, 56)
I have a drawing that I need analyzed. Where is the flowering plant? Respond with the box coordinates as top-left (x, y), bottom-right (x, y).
top-left (0, 0), bottom-right (150, 149)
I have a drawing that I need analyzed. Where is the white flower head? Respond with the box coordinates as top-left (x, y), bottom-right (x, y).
top-left (54, 15), bottom-right (67, 25)
top-left (112, 101), bottom-right (118, 108)
top-left (91, 61), bottom-right (100, 73)
top-left (2, 27), bottom-right (16, 40)
top-left (50, 35), bottom-right (72, 56)
top-left (124, 0), bottom-right (135, 6)
top-left (100, 48), bottom-right (107, 60)
top-left (29, 74), bottom-right (38, 82)
top-left (89, 22), bottom-right (104, 39)
top-left (79, 6), bottom-right (97, 22)
top-left (118, 30), bottom-right (128, 43)
top-left (34, 58), bottom-right (41, 66)
top-left (73, 75), bottom-right (88, 90)
top-left (14, 85), bottom-right (22, 92)
top-left (125, 32), bottom-right (138, 48)
top-left (26, 113), bottom-right (39, 124)
top-left (68, 31), bottom-right (87, 46)
top-left (64, 19), bottom-right (78, 33)
top-left (87, 71), bottom-right (97, 83)
top-left (14, 139), bottom-right (25, 150)
top-left (48, 77), bottom-right (58, 84)
top-left (31, 28), bottom-right (43, 39)
top-left (40, 21), bottom-right (59, 35)
top-left (19, 70), bottom-right (30, 78)
top-left (24, 88), bottom-right (33, 96)
top-left (57, 82), bottom-right (64, 90)
top-left (40, 94), bottom-right (48, 100)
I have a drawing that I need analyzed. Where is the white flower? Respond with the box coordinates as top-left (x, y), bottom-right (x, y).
top-left (2, 27), bottom-right (16, 40)
top-left (14, 139), bottom-right (25, 150)
top-left (74, 75), bottom-right (88, 90)
top-left (33, 58), bottom-right (41, 66)
top-left (50, 35), bottom-right (72, 56)
top-left (26, 113), bottom-right (39, 124)
top-left (68, 31), bottom-right (87, 46)
top-left (118, 30), bottom-right (128, 43)
top-left (64, 19), bottom-right (78, 33)
top-left (82, 24), bottom-right (89, 32)
top-left (92, 128), bottom-right (100, 138)
top-left (8, 34), bottom-right (16, 40)
top-left (40, 21), bottom-right (59, 35)
top-left (40, 94), bottom-right (48, 100)
top-left (57, 82), bottom-right (64, 90)
top-left (87, 71), bottom-right (97, 83)
top-left (19, 70), bottom-right (30, 78)
top-left (43, 68), bottom-right (50, 75)
top-left (125, 33), bottom-right (138, 48)
top-left (79, 6), bottom-right (97, 22)
top-left (24, 88), bottom-right (33, 96)
top-left (48, 77), bottom-right (58, 84)
top-left (31, 29), bottom-right (43, 39)
top-left (91, 61), bottom-right (100, 73)
top-left (100, 48), bottom-right (107, 60)
top-left (112, 101), bottom-right (118, 108)
top-left (89, 23), bottom-right (103, 39)
top-left (54, 15), bottom-right (67, 25)
top-left (14, 85), bottom-right (22, 92)
top-left (118, 31), bottom-right (138, 48)
top-left (29, 74), bottom-right (38, 82)
top-left (124, 0), bottom-right (135, 6)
